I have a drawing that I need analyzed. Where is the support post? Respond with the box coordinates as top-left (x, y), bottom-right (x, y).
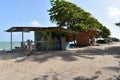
top-left (22, 31), bottom-right (24, 44)
top-left (21, 31), bottom-right (24, 52)
top-left (10, 32), bottom-right (12, 51)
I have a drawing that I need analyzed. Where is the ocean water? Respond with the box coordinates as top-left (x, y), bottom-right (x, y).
top-left (0, 42), bottom-right (21, 50)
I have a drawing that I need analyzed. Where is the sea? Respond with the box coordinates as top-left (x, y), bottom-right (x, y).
top-left (0, 42), bottom-right (21, 50)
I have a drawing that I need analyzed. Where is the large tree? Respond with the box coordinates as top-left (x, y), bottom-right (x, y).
top-left (48, 0), bottom-right (111, 37)
top-left (49, 0), bottom-right (91, 30)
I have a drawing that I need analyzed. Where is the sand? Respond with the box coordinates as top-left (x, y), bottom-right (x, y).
top-left (0, 42), bottom-right (120, 80)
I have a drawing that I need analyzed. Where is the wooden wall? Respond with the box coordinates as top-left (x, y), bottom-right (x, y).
top-left (76, 30), bottom-right (99, 46)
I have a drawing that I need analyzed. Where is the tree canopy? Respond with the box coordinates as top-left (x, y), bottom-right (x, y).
top-left (99, 26), bottom-right (111, 38)
top-left (48, 0), bottom-right (111, 37)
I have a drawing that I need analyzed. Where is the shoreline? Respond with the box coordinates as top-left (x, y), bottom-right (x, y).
top-left (0, 42), bottom-right (21, 50)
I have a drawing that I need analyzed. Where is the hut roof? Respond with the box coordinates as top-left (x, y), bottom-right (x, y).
top-left (6, 26), bottom-right (79, 35)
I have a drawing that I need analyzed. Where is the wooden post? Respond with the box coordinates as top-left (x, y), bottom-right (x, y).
top-left (34, 31), bottom-right (36, 51)
top-left (93, 36), bottom-right (96, 46)
top-left (47, 33), bottom-right (50, 52)
top-left (46, 41), bottom-right (48, 52)
top-left (10, 32), bottom-right (13, 51)
top-left (21, 31), bottom-right (24, 52)
top-left (22, 31), bottom-right (24, 44)
top-left (61, 37), bottom-right (66, 50)
top-left (46, 32), bottom-right (50, 52)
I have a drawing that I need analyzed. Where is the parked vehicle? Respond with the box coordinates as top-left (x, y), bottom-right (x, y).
top-left (96, 38), bottom-right (108, 44)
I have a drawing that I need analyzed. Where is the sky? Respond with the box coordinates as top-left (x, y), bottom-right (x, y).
top-left (0, 0), bottom-right (120, 42)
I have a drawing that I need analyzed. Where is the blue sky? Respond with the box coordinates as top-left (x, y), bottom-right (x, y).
top-left (0, 0), bottom-right (120, 42)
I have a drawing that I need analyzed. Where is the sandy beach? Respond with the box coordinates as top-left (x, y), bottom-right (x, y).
top-left (0, 42), bottom-right (120, 80)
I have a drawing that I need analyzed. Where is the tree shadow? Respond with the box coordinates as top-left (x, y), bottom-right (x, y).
top-left (32, 72), bottom-right (59, 80)
top-left (76, 48), bottom-right (105, 55)
top-left (1, 45), bottom-right (120, 63)
top-left (0, 52), bottom-right (25, 60)
top-left (29, 51), bottom-right (78, 63)
top-left (106, 46), bottom-right (120, 55)
top-left (106, 75), bottom-right (120, 80)
top-left (33, 75), bottom-right (49, 80)
top-left (75, 55), bottom-right (95, 59)
top-left (73, 71), bottom-right (102, 80)
top-left (73, 75), bottom-right (99, 80)
top-left (0, 50), bottom-right (94, 62)
top-left (76, 46), bottom-right (120, 55)
top-left (103, 66), bottom-right (120, 73)
top-left (16, 50), bottom-right (96, 63)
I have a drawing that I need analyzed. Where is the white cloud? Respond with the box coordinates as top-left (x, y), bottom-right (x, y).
top-left (30, 20), bottom-right (40, 27)
top-left (108, 7), bottom-right (120, 20)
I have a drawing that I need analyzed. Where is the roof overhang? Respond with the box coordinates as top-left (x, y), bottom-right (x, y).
top-left (5, 26), bottom-right (79, 35)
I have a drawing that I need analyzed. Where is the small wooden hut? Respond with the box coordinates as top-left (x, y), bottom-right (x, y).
top-left (6, 27), bottom-right (78, 51)
top-left (76, 30), bottom-right (100, 46)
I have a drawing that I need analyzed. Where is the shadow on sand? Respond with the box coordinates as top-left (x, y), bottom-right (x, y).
top-left (28, 51), bottom-right (79, 63)
top-left (1, 45), bottom-right (120, 80)
top-left (73, 71), bottom-right (102, 80)
top-left (0, 52), bottom-right (25, 60)
top-left (73, 76), bottom-right (99, 80)
top-left (0, 45), bottom-right (120, 63)
top-left (32, 71), bottom-right (59, 80)
top-left (32, 71), bottom-right (102, 80)
top-left (103, 66), bottom-right (120, 73)
top-left (76, 46), bottom-right (120, 55)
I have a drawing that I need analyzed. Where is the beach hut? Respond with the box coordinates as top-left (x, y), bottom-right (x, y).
top-left (6, 27), bottom-right (78, 51)
top-left (76, 30), bottom-right (100, 46)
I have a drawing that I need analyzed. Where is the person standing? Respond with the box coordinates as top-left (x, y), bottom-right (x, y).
top-left (27, 39), bottom-right (31, 56)
top-left (93, 36), bottom-right (96, 46)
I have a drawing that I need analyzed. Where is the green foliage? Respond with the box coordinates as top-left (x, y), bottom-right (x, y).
top-left (111, 37), bottom-right (120, 42)
top-left (48, 0), bottom-right (111, 37)
top-left (99, 26), bottom-right (111, 38)
top-left (49, 0), bottom-right (83, 27)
